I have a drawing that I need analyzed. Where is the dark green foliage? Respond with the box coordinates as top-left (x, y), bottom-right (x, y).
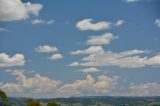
top-left (0, 89), bottom-right (9, 106)
top-left (26, 99), bottom-right (42, 106)
top-left (47, 102), bottom-right (60, 106)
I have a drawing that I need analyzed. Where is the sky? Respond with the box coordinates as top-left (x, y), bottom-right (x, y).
top-left (0, 0), bottom-right (160, 98)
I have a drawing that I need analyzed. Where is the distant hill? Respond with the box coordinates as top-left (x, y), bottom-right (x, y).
top-left (5, 96), bottom-right (160, 106)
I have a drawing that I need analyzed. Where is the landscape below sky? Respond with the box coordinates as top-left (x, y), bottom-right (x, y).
top-left (0, 0), bottom-right (160, 98)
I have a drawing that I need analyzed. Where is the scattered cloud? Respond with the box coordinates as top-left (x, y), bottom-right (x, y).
top-left (76, 19), bottom-right (111, 31)
top-left (0, 53), bottom-right (25, 67)
top-left (79, 67), bottom-right (102, 73)
top-left (155, 19), bottom-right (160, 28)
top-left (70, 46), bottom-right (104, 55)
top-left (1, 69), bottom-right (160, 97)
top-left (0, 0), bottom-right (43, 21)
top-left (115, 20), bottom-right (125, 26)
top-left (0, 28), bottom-right (9, 32)
top-left (49, 53), bottom-right (63, 60)
top-left (69, 49), bottom-right (160, 68)
top-left (35, 45), bottom-right (58, 53)
top-left (0, 70), bottom-right (118, 98)
top-left (31, 19), bottom-right (54, 25)
top-left (87, 33), bottom-right (118, 45)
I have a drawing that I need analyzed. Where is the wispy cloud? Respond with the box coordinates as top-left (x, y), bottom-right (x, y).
top-left (87, 33), bottom-right (118, 45)
top-left (155, 19), bottom-right (160, 28)
top-left (123, 0), bottom-right (140, 3)
top-left (0, 28), bottom-right (9, 32)
top-left (70, 46), bottom-right (104, 55)
top-left (31, 19), bottom-right (54, 25)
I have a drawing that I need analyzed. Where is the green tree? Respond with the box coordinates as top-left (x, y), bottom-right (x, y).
top-left (0, 90), bottom-right (9, 106)
top-left (26, 99), bottom-right (42, 106)
top-left (47, 102), bottom-right (61, 106)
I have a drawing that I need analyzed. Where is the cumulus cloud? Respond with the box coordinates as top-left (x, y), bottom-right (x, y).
top-left (35, 45), bottom-right (58, 53)
top-left (69, 49), bottom-right (160, 68)
top-left (79, 67), bottom-right (102, 73)
top-left (31, 19), bottom-right (54, 25)
top-left (76, 19), bottom-right (111, 31)
top-left (0, 70), bottom-right (118, 98)
top-left (1, 70), bottom-right (61, 98)
top-left (155, 19), bottom-right (160, 28)
top-left (0, 28), bottom-right (9, 32)
top-left (1, 70), bottom-right (160, 97)
top-left (87, 33), bottom-right (118, 45)
top-left (115, 20), bottom-right (125, 26)
top-left (70, 46), bottom-right (104, 55)
top-left (58, 75), bottom-right (118, 97)
top-left (0, 53), bottom-right (25, 67)
top-left (0, 0), bottom-right (43, 21)
top-left (49, 53), bottom-right (63, 60)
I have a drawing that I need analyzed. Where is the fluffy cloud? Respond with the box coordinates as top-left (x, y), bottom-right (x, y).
top-left (155, 19), bottom-right (160, 28)
top-left (35, 45), bottom-right (58, 53)
top-left (1, 70), bottom-right (160, 97)
top-left (58, 75), bottom-right (118, 97)
top-left (31, 19), bottom-right (54, 25)
top-left (87, 33), bottom-right (118, 45)
top-left (0, 53), bottom-right (25, 67)
top-left (79, 67), bottom-right (102, 73)
top-left (115, 20), bottom-right (125, 26)
top-left (1, 70), bottom-right (61, 98)
top-left (70, 46), bottom-right (104, 55)
top-left (76, 19), bottom-right (111, 31)
top-left (0, 28), bottom-right (9, 32)
top-left (69, 49), bottom-right (160, 68)
top-left (0, 0), bottom-right (43, 21)
top-left (0, 70), bottom-right (118, 98)
top-left (49, 53), bottom-right (63, 60)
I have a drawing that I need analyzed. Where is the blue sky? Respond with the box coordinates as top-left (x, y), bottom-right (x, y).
top-left (0, 0), bottom-right (160, 98)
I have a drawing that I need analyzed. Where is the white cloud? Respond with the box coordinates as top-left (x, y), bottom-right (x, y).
top-left (1, 70), bottom-right (118, 98)
top-left (155, 19), bottom-right (160, 28)
top-left (0, 28), bottom-right (9, 32)
top-left (1, 70), bottom-right (61, 98)
top-left (79, 67), bottom-right (102, 73)
top-left (69, 62), bottom-right (80, 67)
top-left (124, 0), bottom-right (139, 3)
top-left (0, 53), bottom-right (25, 67)
top-left (35, 45), bottom-right (58, 53)
top-left (69, 49), bottom-right (160, 68)
top-left (2, 70), bottom-right (160, 97)
top-left (58, 75), bottom-right (118, 97)
top-left (0, 0), bottom-right (43, 21)
top-left (129, 82), bottom-right (160, 96)
top-left (31, 19), bottom-right (45, 24)
top-left (87, 33), bottom-right (118, 45)
top-left (49, 53), bottom-right (63, 60)
top-left (31, 19), bottom-right (54, 25)
top-left (115, 20), bottom-right (125, 26)
top-left (76, 19), bottom-right (111, 31)
top-left (70, 46), bottom-right (104, 55)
